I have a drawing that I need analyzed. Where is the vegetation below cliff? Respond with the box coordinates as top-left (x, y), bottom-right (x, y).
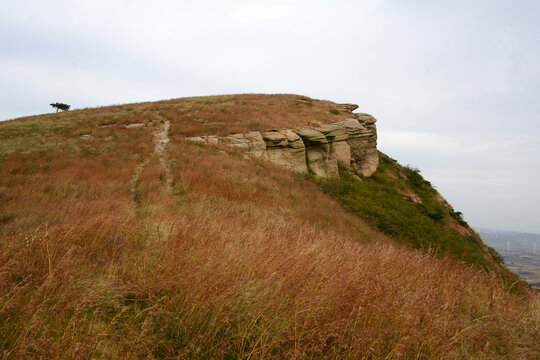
top-left (317, 153), bottom-right (519, 282)
top-left (0, 95), bottom-right (538, 359)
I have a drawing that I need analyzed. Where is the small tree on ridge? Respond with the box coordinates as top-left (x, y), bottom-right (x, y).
top-left (50, 102), bottom-right (71, 113)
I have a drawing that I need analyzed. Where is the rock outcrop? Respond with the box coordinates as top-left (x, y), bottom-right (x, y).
top-left (335, 114), bottom-right (379, 177)
top-left (186, 104), bottom-right (378, 177)
top-left (296, 129), bottom-right (337, 177)
top-left (263, 130), bottom-right (308, 173)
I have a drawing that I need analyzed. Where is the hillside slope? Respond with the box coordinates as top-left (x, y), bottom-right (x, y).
top-left (0, 95), bottom-right (538, 359)
top-left (318, 155), bottom-right (506, 274)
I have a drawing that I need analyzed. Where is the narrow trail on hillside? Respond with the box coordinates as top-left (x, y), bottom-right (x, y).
top-left (154, 116), bottom-right (173, 193)
top-left (130, 158), bottom-right (150, 200)
top-left (130, 116), bottom-right (172, 201)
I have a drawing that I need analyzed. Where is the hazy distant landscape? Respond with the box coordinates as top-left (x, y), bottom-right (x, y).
top-left (479, 228), bottom-right (540, 289)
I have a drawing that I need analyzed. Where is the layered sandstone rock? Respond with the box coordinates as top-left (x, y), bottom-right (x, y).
top-left (244, 131), bottom-right (267, 159)
top-left (262, 130), bottom-right (307, 173)
top-left (297, 129), bottom-right (338, 178)
top-left (185, 103), bottom-right (378, 178)
top-left (353, 113), bottom-right (378, 176)
top-left (316, 124), bottom-right (350, 167)
top-left (335, 114), bottom-right (378, 176)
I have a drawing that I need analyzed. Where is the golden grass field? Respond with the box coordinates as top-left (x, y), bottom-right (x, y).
top-left (0, 95), bottom-right (538, 359)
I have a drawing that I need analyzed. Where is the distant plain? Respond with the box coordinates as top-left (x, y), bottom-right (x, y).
top-left (479, 229), bottom-right (540, 289)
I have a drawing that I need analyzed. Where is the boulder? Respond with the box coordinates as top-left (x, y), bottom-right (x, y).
top-left (263, 130), bottom-right (288, 147)
top-left (207, 136), bottom-right (219, 146)
top-left (355, 113), bottom-right (377, 125)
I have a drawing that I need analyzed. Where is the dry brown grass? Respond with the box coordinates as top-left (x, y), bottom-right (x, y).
top-left (161, 94), bottom-right (355, 137)
top-left (0, 96), bottom-right (538, 359)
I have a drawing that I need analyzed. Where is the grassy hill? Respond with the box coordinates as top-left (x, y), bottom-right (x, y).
top-left (0, 95), bottom-right (538, 359)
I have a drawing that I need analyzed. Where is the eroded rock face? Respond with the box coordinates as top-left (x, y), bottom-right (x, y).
top-left (354, 113), bottom-right (378, 176)
top-left (263, 130), bottom-right (307, 173)
top-left (335, 114), bottom-right (378, 176)
top-left (297, 129), bottom-right (338, 178)
top-left (185, 105), bottom-right (378, 178)
top-left (316, 124), bottom-right (350, 167)
top-left (244, 131), bottom-right (267, 159)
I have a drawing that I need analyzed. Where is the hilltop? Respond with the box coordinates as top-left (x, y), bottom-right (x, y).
top-left (0, 94), bottom-right (538, 359)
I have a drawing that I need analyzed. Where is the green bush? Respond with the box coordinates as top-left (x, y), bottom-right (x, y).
top-left (488, 246), bottom-right (504, 264)
top-left (427, 208), bottom-right (445, 222)
top-left (403, 165), bottom-right (432, 188)
top-left (450, 210), bottom-right (469, 227)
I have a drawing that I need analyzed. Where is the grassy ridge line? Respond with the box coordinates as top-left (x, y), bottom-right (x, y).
top-left (0, 94), bottom-right (351, 157)
top-left (0, 95), bottom-right (539, 358)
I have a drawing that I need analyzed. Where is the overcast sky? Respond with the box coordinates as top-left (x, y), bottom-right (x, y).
top-left (1, 0), bottom-right (539, 233)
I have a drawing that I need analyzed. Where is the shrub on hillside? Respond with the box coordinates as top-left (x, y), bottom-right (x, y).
top-left (50, 102), bottom-right (71, 113)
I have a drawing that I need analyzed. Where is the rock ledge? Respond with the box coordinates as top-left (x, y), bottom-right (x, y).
top-left (186, 107), bottom-right (378, 177)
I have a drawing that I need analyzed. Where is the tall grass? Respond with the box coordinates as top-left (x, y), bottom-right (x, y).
top-left (0, 96), bottom-right (538, 358)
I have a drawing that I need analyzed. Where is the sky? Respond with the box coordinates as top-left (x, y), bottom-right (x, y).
top-left (1, 0), bottom-right (539, 233)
